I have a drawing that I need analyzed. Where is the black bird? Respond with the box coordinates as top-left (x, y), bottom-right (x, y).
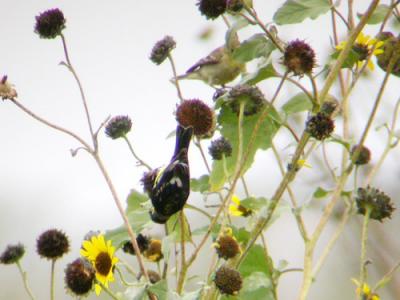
top-left (149, 125), bottom-right (193, 224)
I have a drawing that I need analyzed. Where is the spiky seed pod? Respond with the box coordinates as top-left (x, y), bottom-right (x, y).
top-left (64, 258), bottom-right (95, 296)
top-left (34, 8), bottom-right (66, 39)
top-left (305, 112), bottom-right (335, 140)
top-left (150, 36), bottom-right (176, 65)
top-left (227, 84), bottom-right (266, 116)
top-left (105, 115), bottom-right (132, 139)
top-left (143, 239), bottom-right (163, 262)
top-left (376, 32), bottom-right (400, 76)
top-left (197, 0), bottom-right (227, 20)
top-left (214, 229), bottom-right (240, 260)
top-left (0, 243), bottom-right (25, 264)
top-left (356, 186), bottom-right (395, 222)
top-left (137, 270), bottom-right (161, 284)
top-left (122, 234), bottom-right (151, 255)
top-left (37, 229), bottom-right (69, 260)
top-left (283, 40), bottom-right (316, 76)
top-left (351, 145), bottom-right (371, 165)
top-left (214, 265), bottom-right (243, 295)
top-left (208, 137), bottom-right (232, 160)
top-left (176, 99), bottom-right (215, 136)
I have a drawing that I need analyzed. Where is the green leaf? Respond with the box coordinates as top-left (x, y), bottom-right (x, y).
top-left (233, 34), bottom-right (276, 63)
top-left (105, 189), bottom-right (152, 247)
top-left (240, 272), bottom-right (274, 300)
top-left (331, 48), bottom-right (361, 69)
top-left (147, 280), bottom-right (179, 300)
top-left (313, 186), bottom-right (331, 199)
top-left (241, 62), bottom-right (277, 85)
top-left (357, 4), bottom-right (390, 24)
top-left (240, 196), bottom-right (269, 210)
top-left (209, 105), bottom-right (280, 192)
top-left (239, 245), bottom-right (273, 277)
top-left (122, 283), bottom-right (147, 300)
top-left (181, 289), bottom-right (202, 300)
top-left (281, 92), bottom-right (313, 115)
top-left (273, 0), bottom-right (331, 25)
top-left (190, 175), bottom-right (210, 193)
top-left (167, 213), bottom-right (192, 242)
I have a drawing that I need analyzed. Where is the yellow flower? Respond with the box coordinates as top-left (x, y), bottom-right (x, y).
top-left (352, 279), bottom-right (380, 300)
top-left (229, 195), bottom-right (252, 217)
top-left (80, 235), bottom-right (119, 296)
top-left (336, 32), bottom-right (384, 71)
top-left (143, 239), bottom-right (163, 262)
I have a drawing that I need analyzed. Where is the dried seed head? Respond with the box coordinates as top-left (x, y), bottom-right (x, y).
top-left (376, 33), bottom-right (400, 76)
top-left (214, 265), bottom-right (243, 295)
top-left (176, 99), bottom-right (215, 136)
top-left (0, 75), bottom-right (17, 100)
top-left (0, 243), bottom-right (25, 264)
top-left (208, 137), bottom-right (232, 160)
top-left (197, 0), bottom-right (227, 20)
top-left (34, 8), bottom-right (66, 39)
top-left (227, 0), bottom-right (245, 13)
top-left (137, 270), bottom-right (161, 284)
top-left (105, 115), bottom-right (132, 139)
top-left (150, 36), bottom-right (176, 65)
top-left (227, 84), bottom-right (266, 116)
top-left (351, 145), bottom-right (371, 165)
top-left (356, 186), bottom-right (395, 222)
top-left (214, 229), bottom-right (240, 260)
top-left (65, 258), bottom-right (95, 296)
top-left (122, 234), bottom-right (151, 255)
top-left (305, 112), bottom-right (335, 141)
top-left (143, 239), bottom-right (163, 262)
top-left (140, 169), bottom-right (159, 197)
top-left (37, 229), bottom-right (69, 260)
top-left (283, 40), bottom-right (316, 76)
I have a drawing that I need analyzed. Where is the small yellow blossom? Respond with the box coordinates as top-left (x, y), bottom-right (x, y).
top-left (352, 279), bottom-right (380, 300)
top-left (336, 32), bottom-right (384, 71)
top-left (229, 195), bottom-right (252, 217)
top-left (80, 235), bottom-right (119, 296)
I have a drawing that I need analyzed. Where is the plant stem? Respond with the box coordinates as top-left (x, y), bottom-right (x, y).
top-left (60, 34), bottom-right (96, 150)
top-left (16, 261), bottom-right (36, 300)
top-left (123, 136), bottom-right (152, 170)
top-left (50, 259), bottom-right (56, 300)
top-left (168, 54), bottom-right (184, 103)
top-left (358, 208), bottom-right (372, 300)
top-left (96, 280), bottom-right (120, 300)
top-left (177, 211), bottom-right (187, 294)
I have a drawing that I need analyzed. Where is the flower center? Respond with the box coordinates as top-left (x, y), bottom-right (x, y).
top-left (95, 252), bottom-right (112, 276)
top-left (353, 44), bottom-right (370, 61)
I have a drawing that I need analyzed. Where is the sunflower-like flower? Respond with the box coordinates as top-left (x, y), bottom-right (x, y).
top-left (336, 32), bottom-right (384, 71)
top-left (352, 279), bottom-right (380, 300)
top-left (229, 195), bottom-right (252, 217)
top-left (80, 235), bottom-right (118, 296)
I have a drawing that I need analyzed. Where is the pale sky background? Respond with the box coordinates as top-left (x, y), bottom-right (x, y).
top-left (1, 1), bottom-right (399, 299)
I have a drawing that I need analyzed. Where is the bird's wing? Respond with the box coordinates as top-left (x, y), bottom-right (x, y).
top-left (186, 47), bottom-right (223, 73)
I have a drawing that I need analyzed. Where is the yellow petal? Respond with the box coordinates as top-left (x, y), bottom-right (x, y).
top-left (232, 195), bottom-right (241, 205)
top-left (373, 49), bottom-right (384, 56)
top-left (367, 59), bottom-right (375, 71)
top-left (95, 283), bottom-right (102, 295)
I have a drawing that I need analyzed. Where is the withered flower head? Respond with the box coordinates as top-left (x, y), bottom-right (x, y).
top-left (214, 265), bottom-right (243, 295)
top-left (37, 229), bottom-right (70, 260)
top-left (0, 75), bottom-right (17, 100)
top-left (137, 270), bottom-right (161, 284)
top-left (150, 36), bottom-right (176, 65)
top-left (34, 8), bottom-right (66, 39)
top-left (227, 0), bottom-right (245, 13)
top-left (351, 145), bottom-right (371, 165)
top-left (356, 186), bottom-right (395, 222)
top-left (227, 84), bottom-right (266, 116)
top-left (213, 228), bottom-right (240, 260)
top-left (122, 234), bottom-right (151, 255)
top-left (208, 137), bottom-right (232, 160)
top-left (105, 115), bottom-right (132, 139)
top-left (0, 243), bottom-right (25, 264)
top-left (197, 0), bottom-right (227, 20)
top-left (283, 40), bottom-right (316, 76)
top-left (176, 99), bottom-right (215, 136)
top-left (305, 112), bottom-right (335, 140)
top-left (65, 258), bottom-right (95, 296)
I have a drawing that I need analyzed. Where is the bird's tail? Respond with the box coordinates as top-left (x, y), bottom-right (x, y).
top-left (172, 125), bottom-right (193, 160)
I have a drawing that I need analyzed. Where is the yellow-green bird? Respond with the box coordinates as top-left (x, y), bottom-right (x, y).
top-left (176, 36), bottom-right (245, 86)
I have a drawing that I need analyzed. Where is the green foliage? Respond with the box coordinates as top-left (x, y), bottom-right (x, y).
top-left (167, 213), bottom-right (193, 242)
top-left (233, 34), bottom-right (276, 63)
top-left (281, 92), bottom-right (313, 115)
top-left (209, 104), bottom-right (281, 192)
top-left (191, 175), bottom-right (210, 193)
top-left (241, 62), bottom-right (278, 85)
top-left (273, 0), bottom-right (331, 25)
top-left (357, 4), bottom-right (390, 24)
top-left (105, 189), bottom-right (151, 247)
top-left (331, 49), bottom-right (361, 69)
